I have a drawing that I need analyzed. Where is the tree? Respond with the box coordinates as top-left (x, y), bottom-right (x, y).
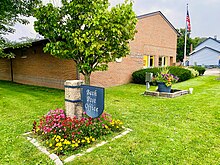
top-left (0, 0), bottom-right (40, 36)
top-left (34, 0), bottom-right (137, 84)
top-left (176, 28), bottom-right (204, 62)
top-left (191, 36), bottom-right (206, 48)
top-left (176, 28), bottom-right (191, 62)
top-left (0, 0), bottom-right (40, 57)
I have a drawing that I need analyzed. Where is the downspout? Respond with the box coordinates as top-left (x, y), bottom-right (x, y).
top-left (10, 58), bottom-right (13, 82)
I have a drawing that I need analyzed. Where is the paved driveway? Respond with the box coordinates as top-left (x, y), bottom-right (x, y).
top-left (204, 68), bottom-right (220, 76)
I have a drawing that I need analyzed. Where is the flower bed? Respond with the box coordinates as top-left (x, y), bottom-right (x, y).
top-left (152, 67), bottom-right (179, 87)
top-left (32, 109), bottom-right (123, 155)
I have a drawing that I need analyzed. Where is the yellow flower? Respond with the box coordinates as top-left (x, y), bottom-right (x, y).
top-left (46, 141), bottom-right (49, 144)
top-left (81, 139), bottom-right (85, 143)
top-left (56, 142), bottom-right (62, 147)
top-left (55, 138), bottom-right (59, 142)
top-left (87, 140), bottom-right (90, 143)
top-left (49, 143), bottom-right (53, 147)
top-left (63, 139), bottom-right (70, 145)
top-left (92, 138), bottom-right (95, 142)
top-left (75, 143), bottom-right (79, 147)
top-left (105, 125), bottom-right (109, 129)
top-left (60, 139), bottom-right (64, 142)
top-left (116, 126), bottom-right (119, 128)
top-left (60, 147), bottom-right (63, 150)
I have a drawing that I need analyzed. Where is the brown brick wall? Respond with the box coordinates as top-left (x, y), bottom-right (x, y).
top-left (11, 45), bottom-right (77, 89)
top-left (130, 14), bottom-right (177, 66)
top-left (0, 58), bottom-right (11, 81)
top-left (89, 12), bottom-right (177, 87)
top-left (84, 56), bottom-right (142, 87)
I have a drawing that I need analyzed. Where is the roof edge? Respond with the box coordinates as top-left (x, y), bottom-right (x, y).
top-left (190, 46), bottom-right (220, 56)
top-left (137, 11), bottom-right (179, 36)
top-left (194, 37), bottom-right (220, 49)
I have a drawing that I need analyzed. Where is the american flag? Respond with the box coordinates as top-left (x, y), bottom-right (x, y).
top-left (186, 9), bottom-right (191, 32)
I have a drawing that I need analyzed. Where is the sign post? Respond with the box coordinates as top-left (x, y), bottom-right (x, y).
top-left (64, 80), bottom-right (83, 119)
top-left (145, 72), bottom-right (153, 91)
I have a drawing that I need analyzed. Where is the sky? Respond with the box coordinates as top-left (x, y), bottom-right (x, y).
top-left (4, 0), bottom-right (220, 41)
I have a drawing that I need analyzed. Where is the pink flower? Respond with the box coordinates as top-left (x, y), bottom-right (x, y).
top-left (60, 114), bottom-right (65, 118)
top-left (59, 109), bottom-right (64, 113)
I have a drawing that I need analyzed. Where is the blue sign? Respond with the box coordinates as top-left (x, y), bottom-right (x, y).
top-left (81, 85), bottom-right (104, 118)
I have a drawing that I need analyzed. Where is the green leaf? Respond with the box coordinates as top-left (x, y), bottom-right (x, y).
top-left (33, 0), bottom-right (137, 84)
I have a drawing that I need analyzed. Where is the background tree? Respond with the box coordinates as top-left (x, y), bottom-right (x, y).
top-left (0, 0), bottom-right (40, 57)
top-left (176, 28), bottom-right (205, 62)
top-left (34, 0), bottom-right (137, 84)
top-left (0, 0), bottom-right (40, 36)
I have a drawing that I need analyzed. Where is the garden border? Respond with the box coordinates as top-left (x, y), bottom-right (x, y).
top-left (23, 128), bottom-right (132, 165)
top-left (144, 89), bottom-right (189, 98)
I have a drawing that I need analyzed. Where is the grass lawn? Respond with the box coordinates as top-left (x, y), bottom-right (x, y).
top-left (0, 76), bottom-right (219, 164)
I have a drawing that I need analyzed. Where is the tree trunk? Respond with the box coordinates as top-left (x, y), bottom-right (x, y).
top-left (84, 73), bottom-right (91, 85)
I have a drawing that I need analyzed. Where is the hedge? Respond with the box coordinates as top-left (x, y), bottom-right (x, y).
top-left (132, 66), bottom-right (192, 85)
top-left (190, 66), bottom-right (206, 75)
top-left (168, 66), bottom-right (192, 82)
top-left (131, 68), bottom-right (159, 84)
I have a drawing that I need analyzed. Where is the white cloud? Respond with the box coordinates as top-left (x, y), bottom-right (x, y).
top-left (3, 0), bottom-right (220, 41)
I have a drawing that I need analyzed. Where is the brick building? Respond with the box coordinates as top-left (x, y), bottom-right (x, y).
top-left (0, 40), bottom-right (77, 89)
top-left (89, 11), bottom-right (178, 87)
top-left (0, 11), bottom-right (178, 89)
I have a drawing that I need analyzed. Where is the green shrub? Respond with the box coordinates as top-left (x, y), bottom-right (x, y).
top-left (190, 66), bottom-right (206, 75)
top-left (168, 66), bottom-right (192, 82)
top-left (132, 68), bottom-right (159, 84)
top-left (132, 66), bottom-right (192, 84)
top-left (185, 67), bottom-right (199, 77)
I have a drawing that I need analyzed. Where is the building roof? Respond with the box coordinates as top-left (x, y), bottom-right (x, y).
top-left (195, 37), bottom-right (220, 48)
top-left (137, 11), bottom-right (179, 35)
top-left (190, 37), bottom-right (220, 55)
top-left (3, 38), bottom-right (49, 52)
top-left (190, 46), bottom-right (220, 56)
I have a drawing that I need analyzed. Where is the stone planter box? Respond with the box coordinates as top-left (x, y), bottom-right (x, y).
top-left (144, 89), bottom-right (189, 98)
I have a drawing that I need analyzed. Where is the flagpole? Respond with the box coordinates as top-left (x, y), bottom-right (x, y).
top-left (183, 4), bottom-right (188, 66)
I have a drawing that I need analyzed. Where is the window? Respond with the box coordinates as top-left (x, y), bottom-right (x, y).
top-left (159, 56), bottom-right (168, 67)
top-left (159, 57), bottom-right (163, 66)
top-left (143, 55), bottom-right (154, 68)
